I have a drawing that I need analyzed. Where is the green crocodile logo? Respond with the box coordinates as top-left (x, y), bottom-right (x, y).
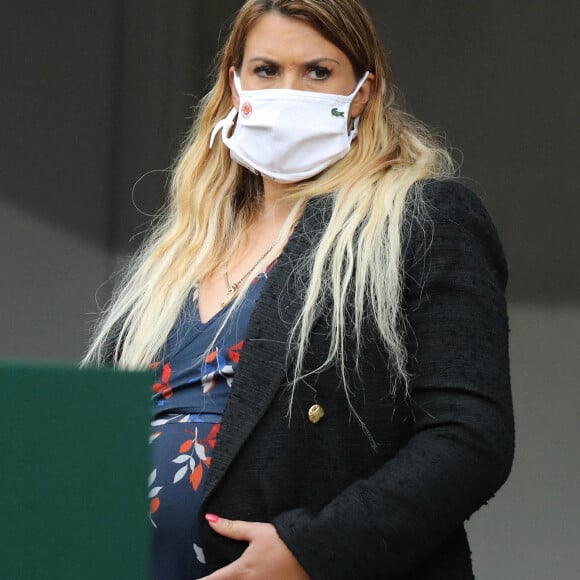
top-left (331, 108), bottom-right (345, 118)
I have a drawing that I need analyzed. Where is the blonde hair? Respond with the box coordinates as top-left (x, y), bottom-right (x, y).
top-left (84, 0), bottom-right (454, 409)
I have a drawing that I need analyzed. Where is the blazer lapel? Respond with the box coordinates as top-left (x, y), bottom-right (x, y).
top-left (204, 197), bottom-right (331, 501)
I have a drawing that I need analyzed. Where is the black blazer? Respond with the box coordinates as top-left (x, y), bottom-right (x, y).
top-left (199, 180), bottom-right (514, 579)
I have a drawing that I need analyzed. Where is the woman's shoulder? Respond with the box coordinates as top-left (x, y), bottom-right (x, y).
top-left (413, 178), bottom-right (495, 223)
top-left (406, 178), bottom-right (503, 244)
top-left (404, 178), bottom-right (508, 289)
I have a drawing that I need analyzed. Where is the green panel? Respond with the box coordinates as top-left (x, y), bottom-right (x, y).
top-left (0, 363), bottom-right (152, 580)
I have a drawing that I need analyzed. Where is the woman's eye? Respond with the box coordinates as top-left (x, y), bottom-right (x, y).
top-left (255, 65), bottom-right (277, 77)
top-left (308, 66), bottom-right (331, 80)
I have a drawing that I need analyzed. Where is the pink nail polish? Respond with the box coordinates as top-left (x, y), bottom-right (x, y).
top-left (205, 513), bottom-right (220, 523)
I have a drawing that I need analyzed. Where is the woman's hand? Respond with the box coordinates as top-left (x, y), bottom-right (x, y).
top-left (199, 514), bottom-right (310, 579)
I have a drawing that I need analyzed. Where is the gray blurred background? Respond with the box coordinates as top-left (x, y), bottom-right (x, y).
top-left (1, 1), bottom-right (578, 578)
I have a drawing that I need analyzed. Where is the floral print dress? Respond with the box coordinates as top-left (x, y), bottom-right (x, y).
top-left (149, 273), bottom-right (269, 580)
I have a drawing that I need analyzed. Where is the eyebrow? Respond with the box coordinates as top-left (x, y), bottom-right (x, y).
top-left (247, 56), bottom-right (341, 66)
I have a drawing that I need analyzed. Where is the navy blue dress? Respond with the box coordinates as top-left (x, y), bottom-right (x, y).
top-left (148, 273), bottom-right (269, 580)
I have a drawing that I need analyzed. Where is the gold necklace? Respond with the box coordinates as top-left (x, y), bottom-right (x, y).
top-left (221, 234), bottom-right (283, 307)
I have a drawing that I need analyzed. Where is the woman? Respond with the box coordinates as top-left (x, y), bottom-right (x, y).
top-left (85, 0), bottom-right (514, 578)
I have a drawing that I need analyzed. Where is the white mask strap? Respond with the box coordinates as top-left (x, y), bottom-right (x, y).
top-left (233, 71), bottom-right (243, 93)
top-left (209, 71), bottom-right (245, 148)
top-left (350, 71), bottom-right (370, 98)
top-left (209, 107), bottom-right (237, 148)
top-left (349, 116), bottom-right (361, 143)
top-left (347, 71), bottom-right (370, 142)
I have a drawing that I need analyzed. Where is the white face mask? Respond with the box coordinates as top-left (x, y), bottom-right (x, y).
top-left (210, 72), bottom-right (370, 183)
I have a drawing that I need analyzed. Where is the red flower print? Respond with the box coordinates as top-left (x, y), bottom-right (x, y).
top-left (205, 350), bottom-right (218, 364)
top-left (206, 423), bottom-right (220, 449)
top-left (150, 497), bottom-right (160, 514)
top-left (179, 439), bottom-right (194, 453)
top-left (227, 340), bottom-right (244, 364)
top-left (170, 424), bottom-right (221, 493)
top-left (152, 362), bottom-right (174, 400)
top-left (190, 463), bottom-right (204, 491)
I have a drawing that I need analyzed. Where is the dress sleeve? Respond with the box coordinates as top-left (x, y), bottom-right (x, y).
top-left (272, 181), bottom-right (514, 578)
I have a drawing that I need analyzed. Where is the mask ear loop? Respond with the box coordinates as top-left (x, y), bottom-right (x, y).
top-left (233, 71), bottom-right (243, 93)
top-left (347, 71), bottom-right (370, 142)
top-left (209, 71), bottom-right (245, 148)
top-left (350, 71), bottom-right (370, 98)
top-left (209, 107), bottom-right (237, 148)
top-left (348, 117), bottom-right (361, 143)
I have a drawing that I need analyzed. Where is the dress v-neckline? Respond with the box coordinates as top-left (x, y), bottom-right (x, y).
top-left (195, 258), bottom-right (278, 325)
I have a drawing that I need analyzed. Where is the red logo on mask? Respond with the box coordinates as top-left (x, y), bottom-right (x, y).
top-left (241, 101), bottom-right (253, 119)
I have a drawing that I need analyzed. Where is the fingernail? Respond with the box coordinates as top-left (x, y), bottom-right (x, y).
top-left (205, 513), bottom-right (220, 523)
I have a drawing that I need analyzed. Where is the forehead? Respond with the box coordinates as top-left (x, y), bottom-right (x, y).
top-left (243, 12), bottom-right (350, 65)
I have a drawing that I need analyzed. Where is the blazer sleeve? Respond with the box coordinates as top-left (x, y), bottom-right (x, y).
top-left (272, 181), bottom-right (514, 578)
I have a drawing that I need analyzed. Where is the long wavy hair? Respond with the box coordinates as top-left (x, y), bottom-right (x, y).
top-left (84, 0), bottom-right (454, 410)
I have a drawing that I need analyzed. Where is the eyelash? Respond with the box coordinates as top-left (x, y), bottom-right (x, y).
top-left (253, 65), bottom-right (332, 80)
top-left (254, 65), bottom-right (277, 77)
top-left (308, 66), bottom-right (331, 80)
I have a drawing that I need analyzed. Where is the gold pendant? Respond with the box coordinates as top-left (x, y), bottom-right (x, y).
top-left (221, 285), bottom-right (237, 307)
top-left (225, 282), bottom-right (238, 297)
